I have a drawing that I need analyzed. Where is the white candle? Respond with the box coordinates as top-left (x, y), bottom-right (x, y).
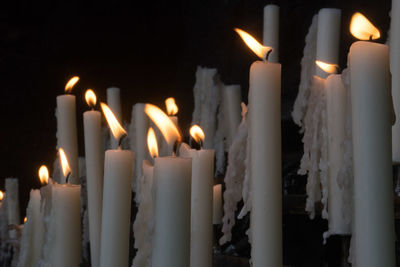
top-left (213, 184), bottom-right (223, 225)
top-left (315, 8), bottom-right (341, 78)
top-left (390, 0), bottom-right (400, 162)
top-left (325, 74), bottom-right (351, 235)
top-left (5, 178), bottom-right (20, 239)
top-left (83, 90), bottom-right (103, 267)
top-left (107, 87), bottom-right (122, 149)
top-left (99, 103), bottom-right (133, 267)
top-left (223, 85), bottom-right (242, 146)
top-left (349, 40), bottom-right (395, 267)
top-left (151, 157), bottom-right (192, 267)
top-left (263, 4), bottom-right (279, 63)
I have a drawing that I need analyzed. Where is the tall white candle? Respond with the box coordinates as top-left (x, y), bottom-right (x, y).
top-left (83, 90), bottom-right (103, 267)
top-left (349, 40), bottom-right (395, 267)
top-left (315, 8), bottom-right (341, 78)
top-left (151, 157), bottom-right (192, 267)
top-left (107, 87), bottom-right (122, 149)
top-left (99, 103), bottom-right (133, 267)
top-left (390, 0), bottom-right (400, 162)
top-left (263, 4), bottom-right (279, 63)
top-left (223, 85), bottom-right (242, 146)
top-left (5, 178), bottom-right (20, 239)
top-left (325, 74), bottom-right (351, 235)
top-left (213, 184), bottom-right (223, 225)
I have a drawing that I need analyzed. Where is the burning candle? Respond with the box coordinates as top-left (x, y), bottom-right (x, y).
top-left (99, 103), bottom-right (133, 267)
top-left (56, 76), bottom-right (79, 184)
top-left (165, 97), bottom-right (179, 126)
top-left (180, 125), bottom-right (214, 267)
top-left (40, 150), bottom-right (82, 267)
top-left (107, 87), bottom-right (122, 149)
top-left (145, 104), bottom-right (192, 267)
top-left (263, 4), bottom-right (279, 63)
top-left (348, 13), bottom-right (395, 266)
top-left (83, 89), bottom-right (103, 267)
top-left (235, 28), bottom-right (282, 267)
top-left (18, 166), bottom-right (48, 266)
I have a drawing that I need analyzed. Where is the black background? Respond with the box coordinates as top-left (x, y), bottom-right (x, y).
top-left (0, 0), bottom-right (393, 265)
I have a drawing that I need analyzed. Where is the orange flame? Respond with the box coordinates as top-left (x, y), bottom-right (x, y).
top-left (147, 127), bottom-right (159, 158)
top-left (65, 76), bottom-right (80, 93)
top-left (234, 28), bottom-right (272, 60)
top-left (315, 60), bottom-right (338, 74)
top-left (100, 102), bottom-right (127, 142)
top-left (38, 165), bottom-right (49, 185)
top-left (59, 148), bottom-right (71, 178)
top-left (0, 191), bottom-right (3, 201)
top-left (85, 89), bottom-right (97, 108)
top-left (190, 124), bottom-right (205, 144)
top-left (24, 217), bottom-right (27, 223)
top-left (350, 12), bottom-right (380, 40)
top-left (165, 97), bottom-right (179, 116)
top-left (144, 104), bottom-right (181, 146)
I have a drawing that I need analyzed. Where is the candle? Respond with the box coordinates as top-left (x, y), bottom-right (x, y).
top-left (83, 89), bottom-right (103, 267)
top-left (213, 184), bottom-right (223, 225)
top-left (5, 178), bottom-right (20, 239)
top-left (132, 128), bottom-right (157, 267)
top-left (107, 87), bottom-right (122, 149)
top-left (40, 151), bottom-right (81, 267)
top-left (99, 103), bottom-right (133, 267)
top-left (235, 28), bottom-right (282, 267)
top-left (349, 13), bottom-right (395, 266)
top-left (145, 104), bottom-right (191, 267)
top-left (130, 103), bottom-right (150, 192)
top-left (315, 8), bottom-right (341, 78)
top-left (18, 166), bottom-right (48, 267)
top-left (325, 73), bottom-right (351, 235)
top-left (180, 125), bottom-right (214, 267)
top-left (222, 85), bottom-right (242, 146)
top-left (263, 4), bottom-right (279, 63)
top-left (56, 76), bottom-right (79, 184)
top-left (391, 0), bottom-right (400, 161)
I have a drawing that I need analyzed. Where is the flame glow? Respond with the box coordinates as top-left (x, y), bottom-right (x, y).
top-left (190, 124), bottom-right (205, 144)
top-left (147, 127), bottom-right (159, 158)
top-left (38, 165), bottom-right (49, 185)
top-left (65, 76), bottom-right (80, 93)
top-left (100, 102), bottom-right (127, 141)
top-left (350, 12), bottom-right (380, 40)
top-left (24, 217), bottom-right (27, 223)
top-left (165, 97), bottom-right (179, 116)
top-left (85, 89), bottom-right (97, 108)
top-left (0, 191), bottom-right (3, 201)
top-left (144, 104), bottom-right (181, 146)
top-left (59, 148), bottom-right (71, 178)
top-left (315, 60), bottom-right (338, 74)
top-left (234, 28), bottom-right (272, 60)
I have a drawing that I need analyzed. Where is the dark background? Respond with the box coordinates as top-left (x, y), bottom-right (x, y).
top-left (0, 0), bottom-right (393, 266)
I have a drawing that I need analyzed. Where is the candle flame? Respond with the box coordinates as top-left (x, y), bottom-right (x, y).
top-left (24, 217), bottom-right (27, 223)
top-left (144, 104), bottom-right (181, 147)
top-left (190, 124), bottom-right (205, 144)
top-left (65, 76), bottom-right (80, 93)
top-left (59, 148), bottom-right (71, 178)
top-left (350, 12), bottom-right (380, 40)
top-left (315, 60), bottom-right (338, 74)
top-left (0, 191), bottom-right (3, 201)
top-left (165, 97), bottom-right (178, 116)
top-left (85, 89), bottom-right (97, 108)
top-left (147, 127), bottom-right (159, 158)
top-left (100, 102), bottom-right (127, 142)
top-left (234, 28), bottom-right (272, 60)
top-left (38, 165), bottom-right (49, 185)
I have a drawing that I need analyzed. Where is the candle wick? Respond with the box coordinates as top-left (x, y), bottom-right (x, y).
top-left (65, 172), bottom-right (71, 184)
top-left (173, 140), bottom-right (182, 157)
top-left (369, 35), bottom-right (373, 41)
top-left (264, 49), bottom-right (272, 62)
top-left (118, 133), bottom-right (127, 149)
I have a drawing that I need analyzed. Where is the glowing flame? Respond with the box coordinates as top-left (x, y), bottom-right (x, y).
top-left (100, 102), bottom-right (127, 142)
top-left (0, 191), bottom-right (3, 201)
top-left (234, 28), bottom-right (272, 60)
top-left (85, 89), bottom-right (97, 108)
top-left (65, 76), bottom-right (80, 93)
top-left (350, 12), bottom-right (380, 40)
top-left (59, 148), bottom-right (71, 178)
top-left (144, 104), bottom-right (181, 146)
top-left (38, 165), bottom-right (49, 185)
top-left (24, 217), bottom-right (27, 223)
top-left (315, 60), bottom-right (338, 74)
top-left (190, 124), bottom-right (205, 144)
top-left (147, 127), bottom-right (159, 158)
top-left (165, 97), bottom-right (179, 116)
